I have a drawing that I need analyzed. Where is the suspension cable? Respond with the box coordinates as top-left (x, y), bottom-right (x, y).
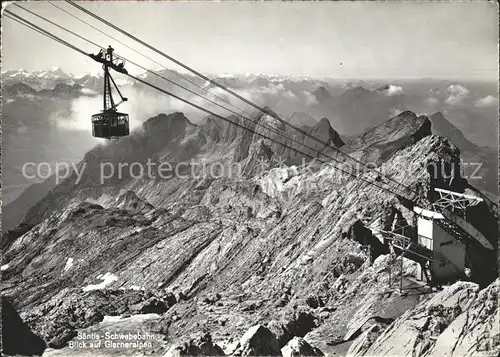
top-left (64, 0), bottom-right (418, 198)
top-left (47, 0), bottom-right (251, 119)
top-left (128, 73), bottom-right (411, 198)
top-left (4, 9), bottom-right (415, 201)
top-left (13, 3), bottom-right (255, 122)
top-left (6, 10), bottom-right (426, 238)
top-left (13, 3), bottom-right (102, 48)
top-left (5, 10), bottom-right (89, 57)
top-left (5, 12), bottom-right (429, 291)
top-left (10, 3), bottom-right (412, 196)
top-left (15, 3), bottom-right (301, 147)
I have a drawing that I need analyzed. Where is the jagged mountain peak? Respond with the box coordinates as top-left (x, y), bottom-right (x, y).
top-left (347, 110), bottom-right (432, 161)
top-left (308, 117), bottom-right (345, 148)
top-left (258, 113), bottom-right (286, 132)
top-left (257, 106), bottom-right (284, 125)
top-left (52, 82), bottom-right (82, 92)
top-left (3, 67), bottom-right (94, 92)
top-left (313, 86), bottom-right (332, 102)
top-left (2, 68), bottom-right (30, 78)
top-left (316, 117), bottom-right (332, 128)
top-left (142, 112), bottom-right (193, 133)
top-left (394, 110), bottom-right (418, 120)
top-left (432, 110), bottom-right (445, 117)
top-left (311, 117), bottom-right (337, 138)
top-left (377, 110), bottom-right (431, 138)
top-left (198, 115), bottom-right (226, 143)
top-left (4, 83), bottom-right (37, 96)
top-left (199, 115), bottom-right (224, 129)
top-left (428, 111), bottom-right (478, 153)
top-left (35, 67), bottom-right (70, 79)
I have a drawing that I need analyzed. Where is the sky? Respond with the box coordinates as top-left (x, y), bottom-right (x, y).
top-left (2, 1), bottom-right (499, 80)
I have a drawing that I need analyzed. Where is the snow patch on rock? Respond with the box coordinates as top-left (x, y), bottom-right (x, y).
top-left (82, 272), bottom-right (118, 292)
top-left (259, 166), bottom-right (300, 198)
top-left (62, 258), bottom-right (74, 274)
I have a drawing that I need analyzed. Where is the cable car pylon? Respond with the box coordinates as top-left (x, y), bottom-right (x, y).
top-left (89, 45), bottom-right (130, 140)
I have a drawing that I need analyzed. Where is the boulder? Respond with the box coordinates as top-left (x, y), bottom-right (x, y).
top-left (281, 337), bottom-right (324, 357)
top-left (232, 324), bottom-right (281, 356)
top-left (267, 320), bottom-right (291, 348)
top-left (267, 307), bottom-right (318, 348)
top-left (163, 332), bottom-right (224, 356)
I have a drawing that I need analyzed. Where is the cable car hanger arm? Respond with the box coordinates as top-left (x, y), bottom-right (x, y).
top-left (108, 72), bottom-right (128, 109)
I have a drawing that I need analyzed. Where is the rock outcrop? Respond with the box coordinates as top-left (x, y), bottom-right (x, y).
top-left (20, 288), bottom-right (175, 349)
top-left (347, 279), bottom-right (499, 357)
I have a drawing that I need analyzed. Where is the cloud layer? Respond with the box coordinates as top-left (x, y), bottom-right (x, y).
top-left (474, 95), bottom-right (497, 108)
top-left (445, 84), bottom-right (469, 105)
top-left (384, 85), bottom-right (404, 96)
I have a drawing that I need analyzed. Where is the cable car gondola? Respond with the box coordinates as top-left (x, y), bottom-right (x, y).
top-left (90, 46), bottom-right (129, 139)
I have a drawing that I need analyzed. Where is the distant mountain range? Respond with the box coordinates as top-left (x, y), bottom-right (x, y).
top-left (3, 67), bottom-right (70, 81)
top-left (2, 67), bottom-right (132, 93)
top-left (308, 85), bottom-right (407, 136)
top-left (3, 104), bottom-right (496, 233)
top-left (2, 68), bottom-right (496, 209)
top-left (2, 68), bottom-right (332, 93)
top-left (4, 82), bottom-right (94, 99)
top-left (3, 69), bottom-right (496, 143)
top-left (3, 67), bottom-right (73, 91)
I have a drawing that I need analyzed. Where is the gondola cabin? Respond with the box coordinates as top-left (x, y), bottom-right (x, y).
top-left (92, 111), bottom-right (129, 139)
top-left (89, 45), bottom-right (130, 140)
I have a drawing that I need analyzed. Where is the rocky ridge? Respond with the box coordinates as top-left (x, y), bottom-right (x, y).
top-left (1, 110), bottom-right (498, 356)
